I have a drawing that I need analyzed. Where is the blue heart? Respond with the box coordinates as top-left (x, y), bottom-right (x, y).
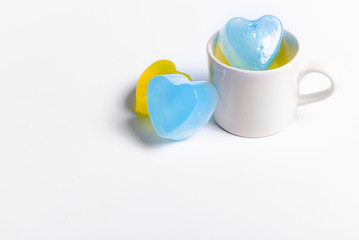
top-left (218, 15), bottom-right (283, 70)
top-left (147, 74), bottom-right (218, 140)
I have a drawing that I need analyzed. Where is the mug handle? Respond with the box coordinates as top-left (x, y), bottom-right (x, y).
top-left (297, 63), bottom-right (335, 106)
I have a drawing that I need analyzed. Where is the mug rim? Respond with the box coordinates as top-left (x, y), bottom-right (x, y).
top-left (206, 29), bottom-right (301, 74)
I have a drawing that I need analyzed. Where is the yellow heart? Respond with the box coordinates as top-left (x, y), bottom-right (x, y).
top-left (213, 43), bottom-right (230, 66)
top-left (268, 38), bottom-right (292, 70)
top-left (135, 60), bottom-right (191, 116)
top-left (214, 39), bottom-right (291, 70)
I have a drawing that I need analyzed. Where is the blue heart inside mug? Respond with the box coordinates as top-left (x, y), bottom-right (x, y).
top-left (218, 15), bottom-right (283, 70)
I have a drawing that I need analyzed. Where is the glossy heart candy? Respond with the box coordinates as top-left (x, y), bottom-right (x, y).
top-left (214, 35), bottom-right (291, 70)
top-left (218, 15), bottom-right (283, 70)
top-left (135, 60), bottom-right (191, 116)
top-left (147, 74), bottom-right (218, 140)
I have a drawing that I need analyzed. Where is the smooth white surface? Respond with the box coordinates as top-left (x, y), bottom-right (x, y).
top-left (0, 0), bottom-right (358, 239)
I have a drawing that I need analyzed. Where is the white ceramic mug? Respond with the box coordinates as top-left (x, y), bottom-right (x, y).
top-left (207, 30), bottom-right (335, 137)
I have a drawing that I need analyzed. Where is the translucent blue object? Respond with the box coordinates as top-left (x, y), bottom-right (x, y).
top-left (218, 15), bottom-right (283, 71)
top-left (147, 74), bottom-right (218, 140)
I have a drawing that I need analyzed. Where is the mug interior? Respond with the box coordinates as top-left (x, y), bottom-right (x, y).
top-left (208, 30), bottom-right (299, 71)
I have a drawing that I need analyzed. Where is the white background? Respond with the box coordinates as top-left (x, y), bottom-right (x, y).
top-left (0, 0), bottom-right (358, 239)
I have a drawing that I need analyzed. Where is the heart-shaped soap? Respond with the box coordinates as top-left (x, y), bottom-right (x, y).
top-left (135, 60), bottom-right (191, 116)
top-left (147, 74), bottom-right (218, 140)
top-left (218, 15), bottom-right (283, 70)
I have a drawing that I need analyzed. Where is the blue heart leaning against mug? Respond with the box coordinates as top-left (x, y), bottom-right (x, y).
top-left (146, 74), bottom-right (218, 140)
